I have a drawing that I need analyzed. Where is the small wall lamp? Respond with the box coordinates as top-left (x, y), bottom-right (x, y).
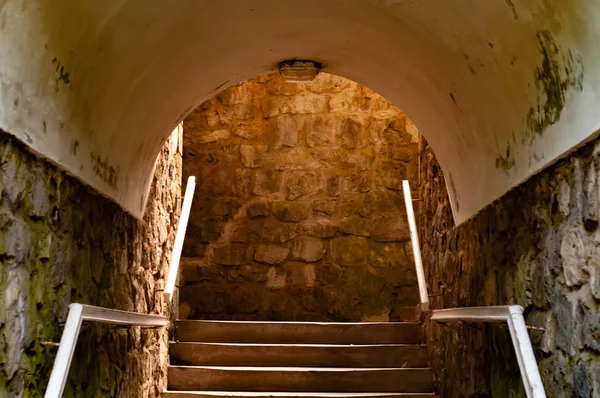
top-left (279, 60), bottom-right (321, 82)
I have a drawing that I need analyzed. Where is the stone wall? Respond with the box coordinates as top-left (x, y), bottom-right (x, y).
top-left (419, 137), bottom-right (600, 397)
top-left (0, 130), bottom-right (181, 396)
top-left (180, 74), bottom-right (420, 321)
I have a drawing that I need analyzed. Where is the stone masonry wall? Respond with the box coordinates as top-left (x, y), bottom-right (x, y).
top-left (419, 138), bottom-right (600, 397)
top-left (180, 73), bottom-right (420, 321)
top-left (0, 130), bottom-right (181, 397)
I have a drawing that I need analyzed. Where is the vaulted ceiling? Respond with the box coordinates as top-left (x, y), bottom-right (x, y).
top-left (1, 0), bottom-right (598, 224)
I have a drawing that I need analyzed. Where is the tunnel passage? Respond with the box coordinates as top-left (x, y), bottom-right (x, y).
top-left (179, 74), bottom-right (420, 321)
top-left (1, 1), bottom-right (600, 396)
top-left (2, 0), bottom-right (600, 225)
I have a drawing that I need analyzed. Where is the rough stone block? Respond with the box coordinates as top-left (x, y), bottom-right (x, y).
top-left (232, 168), bottom-right (253, 198)
top-left (261, 95), bottom-right (287, 117)
top-left (371, 214), bottom-right (410, 242)
top-left (232, 101), bottom-right (263, 121)
top-left (281, 93), bottom-right (329, 114)
top-left (180, 258), bottom-right (224, 284)
top-left (358, 189), bottom-right (399, 217)
top-left (247, 200), bottom-right (271, 218)
top-left (312, 200), bottom-right (338, 216)
top-left (344, 173), bottom-right (372, 193)
top-left (340, 118), bottom-right (368, 149)
top-left (1, 217), bottom-right (28, 261)
top-left (265, 222), bottom-right (301, 243)
top-left (291, 236), bottom-right (326, 262)
top-left (273, 201), bottom-right (311, 222)
top-left (198, 129), bottom-right (230, 144)
top-left (254, 244), bottom-right (290, 264)
top-left (28, 168), bottom-right (52, 219)
top-left (273, 114), bottom-right (303, 147)
top-left (213, 245), bottom-right (250, 266)
top-left (228, 263), bottom-right (271, 283)
top-left (370, 264), bottom-right (418, 290)
top-left (275, 148), bottom-right (322, 170)
top-left (254, 170), bottom-right (283, 196)
top-left (209, 197), bottom-right (243, 220)
top-left (391, 143), bottom-right (417, 162)
top-left (560, 228), bottom-right (588, 287)
top-left (227, 285), bottom-right (261, 314)
top-left (331, 236), bottom-right (369, 267)
top-left (327, 174), bottom-right (342, 197)
top-left (266, 267), bottom-right (287, 289)
top-left (591, 258), bottom-right (600, 301)
top-left (190, 220), bottom-right (222, 243)
top-left (180, 284), bottom-right (227, 316)
top-left (375, 161), bottom-right (406, 190)
top-left (234, 119), bottom-right (268, 140)
top-left (328, 89), bottom-right (355, 113)
top-left (338, 195), bottom-right (364, 217)
top-left (240, 144), bottom-right (262, 168)
top-left (286, 170), bottom-right (323, 200)
top-left (231, 222), bottom-right (261, 243)
top-left (300, 219), bottom-right (340, 238)
top-left (309, 149), bottom-right (342, 166)
top-left (341, 216), bottom-right (371, 237)
top-left (306, 117), bottom-right (336, 148)
top-left (201, 167), bottom-right (232, 197)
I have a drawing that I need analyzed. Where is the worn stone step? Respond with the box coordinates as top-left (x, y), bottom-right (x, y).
top-left (167, 366), bottom-right (433, 393)
top-left (169, 343), bottom-right (428, 368)
top-left (162, 392), bottom-right (435, 398)
top-left (175, 321), bottom-right (421, 344)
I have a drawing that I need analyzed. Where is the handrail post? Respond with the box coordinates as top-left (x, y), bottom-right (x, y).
top-left (431, 305), bottom-right (546, 398)
top-left (402, 180), bottom-right (429, 312)
top-left (45, 304), bottom-right (84, 398)
top-left (45, 304), bottom-right (168, 397)
top-left (164, 176), bottom-right (196, 302)
top-left (507, 306), bottom-right (546, 398)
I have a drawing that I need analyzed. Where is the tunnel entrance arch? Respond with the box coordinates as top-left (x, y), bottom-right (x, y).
top-left (178, 72), bottom-right (423, 322)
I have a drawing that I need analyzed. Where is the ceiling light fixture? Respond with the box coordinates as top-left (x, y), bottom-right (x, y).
top-left (278, 60), bottom-right (321, 83)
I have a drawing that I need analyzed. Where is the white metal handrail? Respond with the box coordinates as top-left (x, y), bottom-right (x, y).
top-left (164, 175), bottom-right (196, 302)
top-left (402, 180), bottom-right (429, 311)
top-left (45, 303), bottom-right (168, 398)
top-left (431, 305), bottom-right (546, 398)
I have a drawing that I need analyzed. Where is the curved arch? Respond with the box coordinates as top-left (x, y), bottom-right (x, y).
top-left (1, 0), bottom-right (598, 224)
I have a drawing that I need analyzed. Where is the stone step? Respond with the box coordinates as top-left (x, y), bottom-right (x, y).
top-left (162, 392), bottom-right (435, 398)
top-left (175, 321), bottom-right (421, 344)
top-left (167, 366), bottom-right (433, 393)
top-left (169, 343), bottom-right (428, 368)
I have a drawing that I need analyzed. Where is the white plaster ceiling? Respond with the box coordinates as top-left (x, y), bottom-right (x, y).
top-left (0, 0), bottom-right (598, 224)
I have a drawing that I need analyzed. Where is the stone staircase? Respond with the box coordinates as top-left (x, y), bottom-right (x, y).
top-left (163, 320), bottom-right (434, 397)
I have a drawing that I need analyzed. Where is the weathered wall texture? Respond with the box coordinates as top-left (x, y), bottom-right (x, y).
top-left (180, 74), bottom-right (420, 321)
top-left (0, 130), bottom-right (181, 397)
top-left (419, 137), bottom-right (600, 397)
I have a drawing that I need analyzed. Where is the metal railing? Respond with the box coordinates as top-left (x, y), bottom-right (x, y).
top-left (45, 304), bottom-right (168, 398)
top-left (402, 180), bottom-right (429, 311)
top-left (431, 305), bottom-right (546, 398)
top-left (46, 176), bottom-right (196, 396)
top-left (164, 175), bottom-right (197, 302)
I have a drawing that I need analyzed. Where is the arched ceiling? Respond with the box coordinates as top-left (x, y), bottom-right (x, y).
top-left (0, 0), bottom-right (598, 224)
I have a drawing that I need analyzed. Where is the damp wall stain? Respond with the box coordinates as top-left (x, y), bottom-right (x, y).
top-left (497, 29), bottom-right (584, 173)
top-left (90, 152), bottom-right (119, 188)
top-left (505, 0), bottom-right (519, 20)
top-left (446, 172), bottom-right (460, 213)
top-left (51, 57), bottom-right (72, 93)
top-left (526, 30), bottom-right (584, 139)
top-left (495, 145), bottom-right (516, 172)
